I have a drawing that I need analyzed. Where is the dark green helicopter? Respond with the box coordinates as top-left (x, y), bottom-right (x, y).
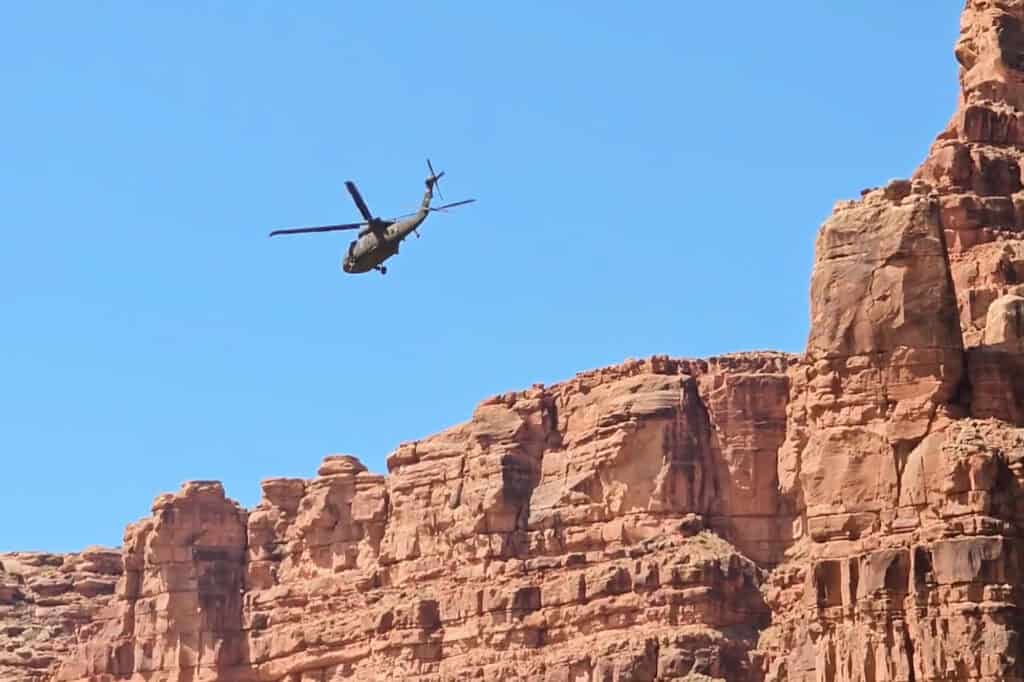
top-left (269, 160), bottom-right (475, 275)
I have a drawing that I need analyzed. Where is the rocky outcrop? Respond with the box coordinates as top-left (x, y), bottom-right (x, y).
top-left (0, 549), bottom-right (121, 682)
top-left (53, 354), bottom-right (794, 681)
top-left (917, 0), bottom-right (1024, 349)
top-left (758, 414), bottom-right (1024, 682)
top-left (12, 2), bottom-right (1024, 680)
top-left (756, 2), bottom-right (1024, 680)
top-left (54, 481), bottom-right (248, 681)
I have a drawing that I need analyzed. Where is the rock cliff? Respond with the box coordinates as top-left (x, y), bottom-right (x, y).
top-left (9, 1), bottom-right (1024, 680)
top-left (757, 2), bottom-right (1024, 680)
top-left (0, 550), bottom-right (121, 682)
top-left (49, 354), bottom-right (795, 682)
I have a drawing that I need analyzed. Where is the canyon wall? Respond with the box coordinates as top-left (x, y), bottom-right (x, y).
top-left (51, 354), bottom-right (794, 681)
top-left (758, 2), bottom-right (1024, 679)
top-left (9, 1), bottom-right (1024, 680)
top-left (0, 550), bottom-right (121, 682)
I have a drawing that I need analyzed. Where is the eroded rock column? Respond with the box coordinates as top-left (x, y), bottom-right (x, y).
top-left (759, 5), bottom-right (1024, 679)
top-left (56, 481), bottom-right (248, 682)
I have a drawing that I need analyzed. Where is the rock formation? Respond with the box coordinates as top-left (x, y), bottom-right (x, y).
top-left (48, 354), bottom-right (794, 681)
top-left (8, 1), bottom-right (1024, 680)
top-left (0, 549), bottom-right (121, 682)
top-left (758, 2), bottom-right (1024, 679)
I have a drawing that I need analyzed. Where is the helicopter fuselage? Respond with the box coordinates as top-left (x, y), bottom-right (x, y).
top-left (341, 211), bottom-right (429, 273)
top-left (270, 164), bottom-right (473, 275)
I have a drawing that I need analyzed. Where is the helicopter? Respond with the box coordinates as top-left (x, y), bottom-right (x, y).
top-left (269, 160), bottom-right (475, 275)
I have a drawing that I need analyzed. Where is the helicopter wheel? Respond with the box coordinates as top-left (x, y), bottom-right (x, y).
top-left (379, 266), bottom-right (387, 275)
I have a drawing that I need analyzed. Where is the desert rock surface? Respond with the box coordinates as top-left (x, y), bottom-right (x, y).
top-left (0, 550), bottom-right (120, 682)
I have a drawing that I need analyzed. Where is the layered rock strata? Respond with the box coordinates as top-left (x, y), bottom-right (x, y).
top-left (0, 549), bottom-right (121, 682)
top-left (757, 2), bottom-right (1024, 679)
top-left (53, 354), bottom-right (794, 681)
top-left (918, 0), bottom-right (1024, 349)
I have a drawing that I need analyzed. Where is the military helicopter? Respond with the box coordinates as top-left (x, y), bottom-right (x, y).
top-left (269, 160), bottom-right (475, 275)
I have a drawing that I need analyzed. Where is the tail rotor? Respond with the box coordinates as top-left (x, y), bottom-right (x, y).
top-left (426, 158), bottom-right (445, 200)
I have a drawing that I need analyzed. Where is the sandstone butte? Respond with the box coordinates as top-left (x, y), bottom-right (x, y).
top-left (9, 2), bottom-right (1024, 680)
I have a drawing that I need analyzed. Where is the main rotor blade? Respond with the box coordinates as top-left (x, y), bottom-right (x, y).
top-left (344, 181), bottom-right (374, 222)
top-left (430, 199), bottom-right (476, 211)
top-left (390, 199), bottom-right (477, 220)
top-left (269, 222), bottom-right (364, 237)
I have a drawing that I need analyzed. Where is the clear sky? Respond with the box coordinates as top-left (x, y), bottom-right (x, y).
top-left (1, 2), bottom-right (961, 552)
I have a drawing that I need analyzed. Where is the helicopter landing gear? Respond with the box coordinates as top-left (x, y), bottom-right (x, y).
top-left (375, 265), bottom-right (388, 275)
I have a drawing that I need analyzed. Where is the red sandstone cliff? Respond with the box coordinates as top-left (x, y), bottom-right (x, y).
top-left (759, 2), bottom-right (1024, 679)
top-left (9, 1), bottom-right (1024, 680)
top-left (49, 354), bottom-right (794, 681)
top-left (0, 550), bottom-right (120, 682)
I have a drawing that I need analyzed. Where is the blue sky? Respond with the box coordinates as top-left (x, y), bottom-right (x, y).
top-left (1, 2), bottom-right (961, 552)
